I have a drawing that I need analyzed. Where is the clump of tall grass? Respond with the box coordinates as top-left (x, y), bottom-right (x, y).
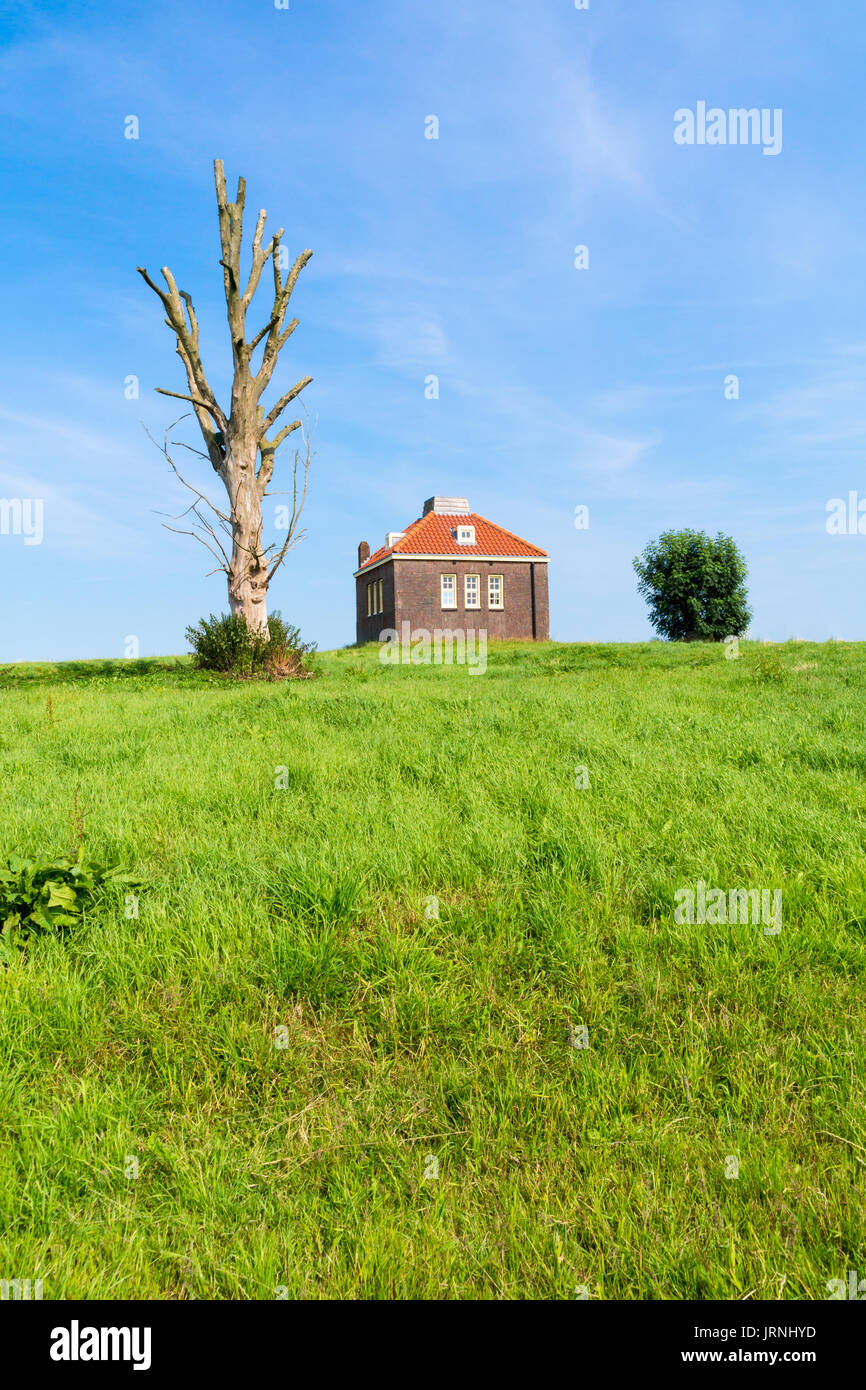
top-left (750, 647), bottom-right (788, 683)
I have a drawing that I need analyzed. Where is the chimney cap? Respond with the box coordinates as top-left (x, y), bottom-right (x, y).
top-left (423, 496), bottom-right (470, 516)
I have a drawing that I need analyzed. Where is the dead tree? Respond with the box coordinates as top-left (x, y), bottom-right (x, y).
top-left (138, 159), bottom-right (313, 633)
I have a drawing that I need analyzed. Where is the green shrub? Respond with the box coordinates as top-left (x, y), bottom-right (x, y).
top-left (185, 611), bottom-right (316, 678)
top-left (633, 529), bottom-right (751, 641)
top-left (0, 851), bottom-right (139, 963)
top-left (751, 648), bottom-right (788, 683)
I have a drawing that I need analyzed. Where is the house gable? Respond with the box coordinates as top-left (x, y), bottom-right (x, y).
top-left (354, 498), bottom-right (549, 644)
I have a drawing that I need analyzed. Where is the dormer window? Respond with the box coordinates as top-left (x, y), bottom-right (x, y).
top-left (456, 524), bottom-right (475, 545)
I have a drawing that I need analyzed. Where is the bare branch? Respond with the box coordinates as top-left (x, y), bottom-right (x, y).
top-left (136, 265), bottom-right (171, 307)
top-left (276, 316), bottom-right (300, 352)
top-left (267, 418), bottom-right (315, 582)
top-left (170, 439), bottom-right (215, 463)
top-left (163, 456), bottom-right (229, 524)
top-left (242, 213), bottom-right (278, 312)
top-left (255, 248), bottom-right (313, 396)
top-left (261, 377), bottom-right (313, 434)
top-left (248, 316), bottom-right (276, 355)
top-left (272, 419), bottom-right (302, 449)
top-left (155, 387), bottom-right (228, 433)
top-left (257, 420), bottom-right (301, 491)
top-left (162, 521), bottom-right (231, 575)
top-left (142, 420), bottom-right (231, 527)
top-left (173, 340), bottom-right (225, 472)
top-left (138, 262), bottom-right (228, 461)
top-left (213, 159), bottom-right (251, 372)
top-left (179, 290), bottom-right (199, 344)
top-left (214, 158), bottom-right (227, 209)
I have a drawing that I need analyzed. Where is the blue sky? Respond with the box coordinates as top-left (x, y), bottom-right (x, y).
top-left (1, 0), bottom-right (864, 658)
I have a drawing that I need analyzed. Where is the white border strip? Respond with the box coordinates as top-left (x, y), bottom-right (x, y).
top-left (354, 553), bottom-right (549, 578)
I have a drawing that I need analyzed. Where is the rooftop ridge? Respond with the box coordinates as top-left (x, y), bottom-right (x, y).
top-left (357, 508), bottom-right (547, 569)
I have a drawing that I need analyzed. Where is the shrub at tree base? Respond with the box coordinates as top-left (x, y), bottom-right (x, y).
top-left (633, 529), bottom-right (751, 642)
top-left (185, 612), bottom-right (316, 679)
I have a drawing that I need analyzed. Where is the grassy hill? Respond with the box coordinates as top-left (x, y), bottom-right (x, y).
top-left (0, 640), bottom-right (863, 1298)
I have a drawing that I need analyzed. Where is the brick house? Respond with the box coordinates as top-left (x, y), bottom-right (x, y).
top-left (354, 496), bottom-right (549, 644)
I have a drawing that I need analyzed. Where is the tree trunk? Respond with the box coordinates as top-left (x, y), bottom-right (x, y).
top-left (227, 447), bottom-right (270, 635)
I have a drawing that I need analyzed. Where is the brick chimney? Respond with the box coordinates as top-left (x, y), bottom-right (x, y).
top-left (358, 540), bottom-right (370, 567)
top-left (423, 496), bottom-right (470, 516)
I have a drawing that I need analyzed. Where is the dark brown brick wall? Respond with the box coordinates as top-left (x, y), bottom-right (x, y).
top-left (356, 557), bottom-right (549, 642)
top-left (355, 560), bottom-right (397, 643)
top-left (532, 562), bottom-right (550, 642)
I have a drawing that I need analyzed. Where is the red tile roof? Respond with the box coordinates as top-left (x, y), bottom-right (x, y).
top-left (359, 512), bottom-right (547, 570)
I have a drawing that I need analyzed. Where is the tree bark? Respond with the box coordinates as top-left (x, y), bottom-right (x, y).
top-left (225, 438), bottom-right (268, 632)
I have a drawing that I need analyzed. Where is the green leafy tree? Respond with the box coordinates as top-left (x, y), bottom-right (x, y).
top-left (633, 530), bottom-right (751, 642)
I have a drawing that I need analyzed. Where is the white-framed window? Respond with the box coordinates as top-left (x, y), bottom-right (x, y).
top-left (488, 574), bottom-right (503, 610)
top-left (366, 582), bottom-right (373, 617)
top-left (377, 579), bottom-right (384, 614)
top-left (464, 573), bottom-right (480, 609)
top-left (441, 573), bottom-right (457, 609)
top-left (456, 525), bottom-right (476, 545)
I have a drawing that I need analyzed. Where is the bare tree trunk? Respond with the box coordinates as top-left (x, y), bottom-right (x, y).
top-left (138, 161), bottom-right (314, 626)
top-left (228, 446), bottom-right (270, 633)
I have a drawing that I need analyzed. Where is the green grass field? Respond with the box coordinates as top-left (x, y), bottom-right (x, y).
top-left (0, 640), bottom-right (863, 1299)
